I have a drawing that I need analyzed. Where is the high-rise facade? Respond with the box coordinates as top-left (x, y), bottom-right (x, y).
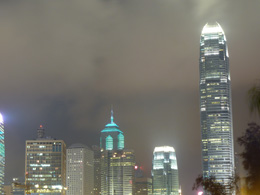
top-left (199, 23), bottom-right (235, 187)
top-left (152, 146), bottom-right (179, 195)
top-left (135, 177), bottom-right (152, 195)
top-left (101, 149), bottom-right (135, 194)
top-left (25, 125), bottom-right (66, 195)
top-left (100, 110), bottom-right (135, 195)
top-left (0, 113), bottom-right (5, 194)
top-left (92, 145), bottom-right (101, 195)
top-left (66, 143), bottom-right (94, 195)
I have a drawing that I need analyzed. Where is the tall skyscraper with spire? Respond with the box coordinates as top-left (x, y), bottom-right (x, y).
top-left (0, 113), bottom-right (5, 194)
top-left (199, 22), bottom-right (235, 188)
top-left (100, 110), bottom-right (135, 195)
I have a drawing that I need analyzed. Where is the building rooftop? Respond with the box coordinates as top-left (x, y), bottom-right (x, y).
top-left (68, 143), bottom-right (90, 149)
top-left (101, 109), bottom-right (123, 133)
top-left (201, 22), bottom-right (224, 35)
top-left (154, 146), bottom-right (175, 153)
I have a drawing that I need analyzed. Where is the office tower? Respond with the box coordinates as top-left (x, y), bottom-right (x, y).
top-left (152, 146), bottom-right (179, 195)
top-left (0, 113), bottom-right (4, 194)
top-left (135, 177), bottom-right (152, 195)
top-left (66, 143), bottom-right (94, 195)
top-left (199, 22), bottom-right (235, 187)
top-left (92, 145), bottom-right (101, 195)
top-left (25, 125), bottom-right (66, 195)
top-left (100, 110), bottom-right (135, 195)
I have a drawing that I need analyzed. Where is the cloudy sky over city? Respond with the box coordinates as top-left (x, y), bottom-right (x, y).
top-left (1, 0), bottom-right (260, 194)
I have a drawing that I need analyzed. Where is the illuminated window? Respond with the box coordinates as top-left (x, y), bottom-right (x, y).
top-left (106, 135), bottom-right (113, 150)
top-left (117, 133), bottom-right (124, 150)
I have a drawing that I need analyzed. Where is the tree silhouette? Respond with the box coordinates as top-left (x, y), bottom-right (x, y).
top-left (237, 122), bottom-right (260, 194)
top-left (192, 175), bottom-right (226, 195)
top-left (248, 83), bottom-right (260, 116)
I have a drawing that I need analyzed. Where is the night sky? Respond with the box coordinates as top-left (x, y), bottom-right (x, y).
top-left (1, 0), bottom-right (260, 194)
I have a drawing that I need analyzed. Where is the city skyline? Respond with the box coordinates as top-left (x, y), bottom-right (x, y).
top-left (1, 0), bottom-right (260, 194)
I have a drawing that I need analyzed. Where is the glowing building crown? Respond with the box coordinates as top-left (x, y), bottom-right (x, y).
top-left (201, 22), bottom-right (224, 35)
top-left (154, 146), bottom-right (175, 153)
top-left (0, 113), bottom-right (3, 124)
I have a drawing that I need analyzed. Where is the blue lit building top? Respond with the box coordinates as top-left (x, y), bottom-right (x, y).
top-left (100, 110), bottom-right (124, 151)
top-left (0, 113), bottom-right (5, 194)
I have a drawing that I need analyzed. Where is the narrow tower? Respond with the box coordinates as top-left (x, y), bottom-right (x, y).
top-left (100, 110), bottom-right (135, 195)
top-left (0, 113), bottom-right (5, 194)
top-left (199, 22), bottom-right (235, 188)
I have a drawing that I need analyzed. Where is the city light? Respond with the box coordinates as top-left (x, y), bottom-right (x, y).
top-left (0, 113), bottom-right (3, 124)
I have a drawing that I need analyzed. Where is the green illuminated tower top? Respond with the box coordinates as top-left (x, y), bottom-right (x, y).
top-left (0, 113), bottom-right (4, 194)
top-left (100, 109), bottom-right (124, 151)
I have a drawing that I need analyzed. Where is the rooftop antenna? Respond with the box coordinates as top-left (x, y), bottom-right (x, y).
top-left (111, 105), bottom-right (114, 123)
top-left (37, 125), bottom-right (45, 139)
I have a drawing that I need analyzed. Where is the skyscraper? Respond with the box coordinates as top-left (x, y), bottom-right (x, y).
top-left (152, 146), bottom-right (179, 195)
top-left (25, 125), bottom-right (66, 195)
top-left (66, 143), bottom-right (94, 195)
top-left (199, 22), bottom-right (235, 187)
top-left (100, 110), bottom-right (135, 195)
top-left (0, 113), bottom-right (5, 194)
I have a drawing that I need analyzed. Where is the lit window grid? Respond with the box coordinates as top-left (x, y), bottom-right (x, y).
top-left (25, 140), bottom-right (66, 195)
top-left (66, 146), bottom-right (94, 195)
top-left (101, 150), bottom-right (135, 195)
top-left (199, 24), bottom-right (234, 185)
top-left (152, 148), bottom-right (179, 195)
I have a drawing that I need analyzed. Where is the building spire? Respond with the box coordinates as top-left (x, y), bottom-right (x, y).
top-left (111, 105), bottom-right (114, 123)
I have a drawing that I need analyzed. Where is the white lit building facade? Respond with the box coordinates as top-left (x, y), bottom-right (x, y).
top-left (199, 22), bottom-right (235, 188)
top-left (152, 146), bottom-right (179, 195)
top-left (66, 143), bottom-right (94, 195)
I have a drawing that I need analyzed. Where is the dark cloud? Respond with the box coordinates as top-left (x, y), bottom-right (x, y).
top-left (1, 0), bottom-right (260, 193)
